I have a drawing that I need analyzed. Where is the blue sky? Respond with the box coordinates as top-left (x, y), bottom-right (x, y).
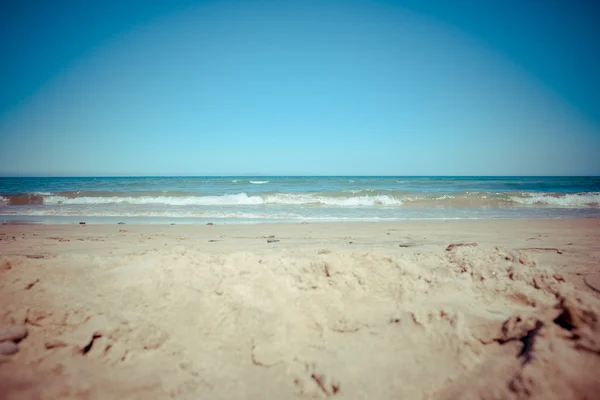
top-left (0, 0), bottom-right (599, 176)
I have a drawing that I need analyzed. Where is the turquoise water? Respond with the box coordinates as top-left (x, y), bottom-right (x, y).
top-left (1, 176), bottom-right (599, 223)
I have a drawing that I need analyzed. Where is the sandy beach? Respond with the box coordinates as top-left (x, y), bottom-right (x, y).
top-left (1, 219), bottom-right (599, 399)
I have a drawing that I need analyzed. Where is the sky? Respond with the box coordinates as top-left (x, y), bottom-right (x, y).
top-left (0, 0), bottom-right (599, 176)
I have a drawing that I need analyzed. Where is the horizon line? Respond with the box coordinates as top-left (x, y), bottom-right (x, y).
top-left (1, 175), bottom-right (599, 179)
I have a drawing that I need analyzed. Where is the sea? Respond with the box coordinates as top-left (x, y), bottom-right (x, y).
top-left (1, 176), bottom-right (599, 224)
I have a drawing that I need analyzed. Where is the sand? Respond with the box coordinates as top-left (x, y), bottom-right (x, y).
top-left (1, 219), bottom-right (599, 399)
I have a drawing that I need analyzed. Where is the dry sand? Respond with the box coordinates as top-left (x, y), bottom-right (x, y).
top-left (1, 219), bottom-right (599, 399)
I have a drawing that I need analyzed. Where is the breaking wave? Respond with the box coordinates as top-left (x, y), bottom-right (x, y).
top-left (1, 191), bottom-right (599, 207)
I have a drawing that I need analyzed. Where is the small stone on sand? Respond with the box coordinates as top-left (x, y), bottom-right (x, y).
top-left (267, 239), bottom-right (280, 243)
top-left (0, 341), bottom-right (18, 355)
top-left (0, 324), bottom-right (28, 342)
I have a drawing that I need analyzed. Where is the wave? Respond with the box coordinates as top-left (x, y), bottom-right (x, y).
top-left (249, 180), bottom-right (269, 184)
top-left (400, 192), bottom-right (600, 207)
top-left (19, 193), bottom-right (402, 206)
top-left (1, 191), bottom-right (599, 207)
top-left (509, 193), bottom-right (600, 207)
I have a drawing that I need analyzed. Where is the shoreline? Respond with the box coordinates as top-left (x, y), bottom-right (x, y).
top-left (1, 218), bottom-right (599, 398)
top-left (2, 215), bottom-right (599, 226)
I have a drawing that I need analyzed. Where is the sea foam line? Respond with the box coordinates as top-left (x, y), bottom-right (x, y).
top-left (36, 193), bottom-right (403, 206)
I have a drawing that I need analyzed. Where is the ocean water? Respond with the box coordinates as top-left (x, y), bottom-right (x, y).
top-left (1, 176), bottom-right (599, 224)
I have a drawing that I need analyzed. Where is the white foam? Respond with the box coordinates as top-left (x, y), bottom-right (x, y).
top-left (249, 180), bottom-right (269, 184)
top-left (40, 193), bottom-right (403, 207)
top-left (509, 192), bottom-right (600, 207)
top-left (262, 193), bottom-right (402, 206)
top-left (344, 189), bottom-right (376, 194)
top-left (43, 193), bottom-right (261, 206)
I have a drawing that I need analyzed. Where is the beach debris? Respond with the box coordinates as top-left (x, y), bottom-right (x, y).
top-left (398, 244), bottom-right (413, 248)
top-left (117, 222), bottom-right (125, 224)
top-left (48, 236), bottom-right (69, 242)
top-left (79, 222), bottom-right (86, 225)
top-left (445, 243), bottom-right (478, 251)
top-left (0, 324), bottom-right (28, 343)
top-left (293, 362), bottom-right (341, 397)
top-left (584, 273), bottom-right (600, 293)
top-left (45, 339), bottom-right (68, 349)
top-left (311, 372), bottom-right (340, 396)
top-left (25, 278), bottom-right (40, 290)
top-left (25, 254), bottom-right (46, 259)
top-left (207, 223), bottom-right (214, 226)
top-left (82, 332), bottom-right (103, 355)
top-left (0, 341), bottom-right (18, 355)
top-left (264, 235), bottom-right (275, 238)
top-left (522, 247), bottom-right (564, 254)
top-left (267, 239), bottom-right (280, 243)
top-left (323, 262), bottom-right (331, 277)
top-left (208, 239), bottom-right (219, 242)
